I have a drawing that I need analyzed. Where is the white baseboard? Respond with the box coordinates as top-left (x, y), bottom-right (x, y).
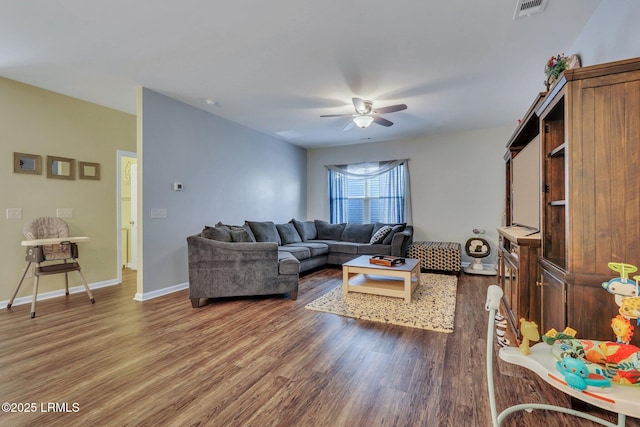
top-left (133, 282), bottom-right (188, 302)
top-left (1, 278), bottom-right (120, 308)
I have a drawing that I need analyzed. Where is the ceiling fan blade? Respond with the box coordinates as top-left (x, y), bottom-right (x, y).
top-left (374, 104), bottom-right (407, 114)
top-left (352, 97), bottom-right (367, 114)
top-left (343, 121), bottom-right (355, 131)
top-left (373, 116), bottom-right (393, 127)
top-left (320, 113), bottom-right (353, 117)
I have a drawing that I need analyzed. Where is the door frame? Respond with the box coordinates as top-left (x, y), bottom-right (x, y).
top-left (116, 150), bottom-right (137, 284)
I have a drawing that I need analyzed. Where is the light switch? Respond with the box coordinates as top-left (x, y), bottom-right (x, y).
top-left (6, 208), bottom-right (22, 220)
top-left (57, 208), bottom-right (73, 218)
top-left (150, 208), bottom-right (167, 219)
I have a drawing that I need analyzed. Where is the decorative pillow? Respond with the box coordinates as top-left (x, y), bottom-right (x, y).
top-left (276, 223), bottom-right (302, 245)
top-left (314, 220), bottom-right (346, 240)
top-left (382, 224), bottom-right (405, 245)
top-left (341, 223), bottom-right (374, 243)
top-left (291, 219), bottom-right (317, 241)
top-left (246, 221), bottom-right (281, 245)
top-left (201, 225), bottom-right (232, 242)
top-left (370, 225), bottom-right (393, 244)
top-left (213, 222), bottom-right (256, 242)
top-left (230, 229), bottom-right (254, 242)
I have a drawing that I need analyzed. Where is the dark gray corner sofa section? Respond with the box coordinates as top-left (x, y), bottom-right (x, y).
top-left (186, 219), bottom-right (413, 307)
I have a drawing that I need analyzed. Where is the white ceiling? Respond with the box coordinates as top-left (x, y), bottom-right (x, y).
top-left (0, 0), bottom-right (601, 149)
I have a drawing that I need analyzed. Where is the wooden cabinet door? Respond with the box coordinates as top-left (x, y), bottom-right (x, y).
top-left (540, 267), bottom-right (566, 334)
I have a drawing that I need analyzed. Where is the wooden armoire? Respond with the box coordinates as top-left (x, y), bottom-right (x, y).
top-left (536, 57), bottom-right (640, 346)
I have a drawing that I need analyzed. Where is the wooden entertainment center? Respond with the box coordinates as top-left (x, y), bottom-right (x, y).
top-left (500, 57), bottom-right (640, 346)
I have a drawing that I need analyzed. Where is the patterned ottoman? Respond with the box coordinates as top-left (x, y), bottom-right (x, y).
top-left (407, 241), bottom-right (461, 272)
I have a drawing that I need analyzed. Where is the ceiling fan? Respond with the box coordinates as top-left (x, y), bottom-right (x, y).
top-left (320, 97), bottom-right (407, 130)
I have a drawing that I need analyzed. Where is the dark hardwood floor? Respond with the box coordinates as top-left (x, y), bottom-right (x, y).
top-left (1, 267), bottom-right (638, 426)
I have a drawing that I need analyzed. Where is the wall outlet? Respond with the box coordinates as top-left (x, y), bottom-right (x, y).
top-left (150, 208), bottom-right (167, 219)
top-left (57, 208), bottom-right (73, 218)
top-left (6, 208), bottom-right (22, 219)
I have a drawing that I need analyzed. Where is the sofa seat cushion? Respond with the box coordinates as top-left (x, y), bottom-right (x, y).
top-left (277, 251), bottom-right (300, 275)
top-left (278, 245), bottom-right (311, 261)
top-left (357, 244), bottom-right (392, 255)
top-left (317, 241), bottom-right (360, 255)
top-left (284, 242), bottom-right (329, 257)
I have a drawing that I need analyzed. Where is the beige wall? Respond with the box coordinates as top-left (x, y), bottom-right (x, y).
top-left (0, 77), bottom-right (136, 303)
top-left (307, 126), bottom-right (513, 266)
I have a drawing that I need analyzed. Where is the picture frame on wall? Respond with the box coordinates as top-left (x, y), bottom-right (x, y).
top-left (13, 152), bottom-right (42, 175)
top-left (79, 161), bottom-right (100, 180)
top-left (46, 155), bottom-right (75, 180)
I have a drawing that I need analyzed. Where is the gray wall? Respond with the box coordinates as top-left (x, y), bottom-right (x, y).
top-left (140, 89), bottom-right (306, 295)
top-left (307, 127), bottom-right (512, 266)
top-left (570, 0), bottom-right (640, 65)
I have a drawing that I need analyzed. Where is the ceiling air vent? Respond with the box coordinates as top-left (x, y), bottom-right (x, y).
top-left (513, 0), bottom-right (549, 19)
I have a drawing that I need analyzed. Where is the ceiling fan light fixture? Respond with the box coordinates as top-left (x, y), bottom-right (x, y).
top-left (353, 115), bottom-right (374, 128)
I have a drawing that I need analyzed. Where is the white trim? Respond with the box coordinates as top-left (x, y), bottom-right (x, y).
top-left (116, 150), bottom-right (137, 286)
top-left (133, 282), bottom-right (188, 302)
top-left (1, 279), bottom-right (120, 308)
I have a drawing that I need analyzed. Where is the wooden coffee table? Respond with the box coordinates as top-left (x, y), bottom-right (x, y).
top-left (342, 255), bottom-right (421, 302)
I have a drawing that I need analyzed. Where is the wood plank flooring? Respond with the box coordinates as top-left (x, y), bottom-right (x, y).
top-left (1, 268), bottom-right (638, 426)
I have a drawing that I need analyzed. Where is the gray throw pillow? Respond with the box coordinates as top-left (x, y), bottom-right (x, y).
top-left (370, 225), bottom-right (393, 244)
top-left (341, 223), bottom-right (374, 243)
top-left (382, 224), bottom-right (405, 245)
top-left (314, 220), bottom-right (346, 240)
top-left (276, 223), bottom-right (302, 245)
top-left (291, 219), bottom-right (317, 241)
top-left (246, 221), bottom-right (281, 245)
top-left (202, 225), bottom-right (232, 242)
top-left (230, 229), bottom-right (254, 242)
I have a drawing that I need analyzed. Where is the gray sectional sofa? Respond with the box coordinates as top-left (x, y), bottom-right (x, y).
top-left (186, 219), bottom-right (413, 307)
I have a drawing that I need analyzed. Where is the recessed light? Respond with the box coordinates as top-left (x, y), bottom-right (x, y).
top-left (205, 99), bottom-right (218, 106)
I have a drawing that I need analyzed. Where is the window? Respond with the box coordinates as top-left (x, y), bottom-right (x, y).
top-left (328, 160), bottom-right (411, 224)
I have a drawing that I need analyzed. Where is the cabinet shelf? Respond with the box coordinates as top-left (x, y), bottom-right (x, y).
top-left (548, 143), bottom-right (566, 158)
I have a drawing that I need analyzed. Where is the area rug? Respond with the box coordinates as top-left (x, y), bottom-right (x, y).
top-left (305, 273), bottom-right (457, 333)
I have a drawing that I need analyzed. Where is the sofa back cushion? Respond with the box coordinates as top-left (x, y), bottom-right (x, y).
top-left (247, 221), bottom-right (281, 245)
top-left (202, 225), bottom-right (232, 242)
top-left (276, 223), bottom-right (302, 245)
top-left (314, 220), bottom-right (346, 240)
top-left (292, 219), bottom-right (317, 241)
top-left (214, 222), bottom-right (256, 242)
top-left (341, 223), bottom-right (374, 243)
top-left (383, 224), bottom-right (406, 244)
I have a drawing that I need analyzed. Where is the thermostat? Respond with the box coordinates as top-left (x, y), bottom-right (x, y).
top-left (172, 182), bottom-right (183, 191)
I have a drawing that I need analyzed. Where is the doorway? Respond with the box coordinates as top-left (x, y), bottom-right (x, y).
top-left (117, 150), bottom-right (137, 283)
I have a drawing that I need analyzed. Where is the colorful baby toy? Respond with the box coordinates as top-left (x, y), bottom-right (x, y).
top-left (556, 354), bottom-right (611, 391)
top-left (611, 315), bottom-right (634, 344)
top-left (550, 262), bottom-right (640, 388)
top-left (518, 318), bottom-right (540, 355)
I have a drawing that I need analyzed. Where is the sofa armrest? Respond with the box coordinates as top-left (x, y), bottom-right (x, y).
top-left (187, 235), bottom-right (283, 297)
top-left (390, 225), bottom-right (413, 257)
top-left (187, 234), bottom-right (278, 267)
